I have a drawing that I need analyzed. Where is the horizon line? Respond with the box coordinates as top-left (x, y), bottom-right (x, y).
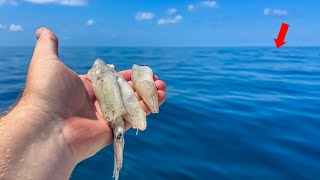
top-left (0, 45), bottom-right (320, 48)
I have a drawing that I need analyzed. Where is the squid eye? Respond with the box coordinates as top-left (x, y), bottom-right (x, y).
top-left (116, 133), bottom-right (123, 141)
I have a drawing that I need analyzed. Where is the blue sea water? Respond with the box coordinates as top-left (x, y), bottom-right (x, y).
top-left (0, 47), bottom-right (320, 179)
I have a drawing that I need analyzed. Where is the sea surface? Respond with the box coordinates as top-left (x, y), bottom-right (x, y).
top-left (0, 47), bottom-right (320, 179)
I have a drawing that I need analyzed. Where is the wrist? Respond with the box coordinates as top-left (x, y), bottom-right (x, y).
top-left (0, 97), bottom-right (77, 179)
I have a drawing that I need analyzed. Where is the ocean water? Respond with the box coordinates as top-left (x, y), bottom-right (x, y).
top-left (0, 47), bottom-right (320, 179)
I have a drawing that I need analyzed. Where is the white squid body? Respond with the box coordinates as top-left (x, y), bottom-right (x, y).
top-left (131, 64), bottom-right (159, 113)
top-left (87, 59), bottom-right (126, 122)
top-left (88, 59), bottom-right (126, 180)
top-left (116, 74), bottom-right (147, 131)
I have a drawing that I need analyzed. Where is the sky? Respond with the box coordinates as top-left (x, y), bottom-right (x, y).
top-left (0, 0), bottom-right (319, 46)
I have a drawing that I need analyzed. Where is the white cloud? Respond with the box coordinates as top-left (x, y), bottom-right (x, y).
top-left (187, 4), bottom-right (195, 11)
top-left (135, 12), bottom-right (154, 21)
top-left (0, 24), bottom-right (6, 30)
top-left (264, 8), bottom-right (271, 15)
top-left (201, 1), bottom-right (217, 8)
top-left (86, 19), bottom-right (94, 26)
top-left (24, 0), bottom-right (86, 6)
top-left (157, 15), bottom-right (182, 25)
top-left (0, 0), bottom-right (18, 6)
top-left (1, 0), bottom-right (86, 6)
top-left (166, 8), bottom-right (177, 15)
top-left (9, 24), bottom-right (23, 32)
top-left (264, 8), bottom-right (288, 16)
top-left (187, 1), bottom-right (217, 12)
top-left (272, 9), bottom-right (288, 16)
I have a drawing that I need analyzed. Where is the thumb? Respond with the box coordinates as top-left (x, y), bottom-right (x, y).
top-left (32, 27), bottom-right (59, 61)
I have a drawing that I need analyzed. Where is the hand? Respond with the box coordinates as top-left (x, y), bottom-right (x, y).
top-left (25, 27), bottom-right (166, 161)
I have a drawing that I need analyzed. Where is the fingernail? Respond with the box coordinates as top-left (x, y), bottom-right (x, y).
top-left (36, 28), bottom-right (44, 39)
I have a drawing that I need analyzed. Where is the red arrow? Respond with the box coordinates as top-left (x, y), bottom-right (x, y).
top-left (274, 23), bottom-right (289, 48)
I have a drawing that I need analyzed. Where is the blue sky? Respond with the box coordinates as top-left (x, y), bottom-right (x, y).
top-left (0, 0), bottom-right (319, 46)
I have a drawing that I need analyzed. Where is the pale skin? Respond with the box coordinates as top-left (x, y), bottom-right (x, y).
top-left (0, 28), bottom-right (166, 179)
